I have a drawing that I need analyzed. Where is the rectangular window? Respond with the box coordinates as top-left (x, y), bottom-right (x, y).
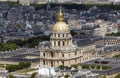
top-left (62, 54), bottom-right (64, 57)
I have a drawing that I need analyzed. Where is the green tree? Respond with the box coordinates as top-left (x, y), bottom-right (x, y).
top-left (102, 66), bottom-right (112, 70)
top-left (113, 54), bottom-right (120, 58)
top-left (82, 64), bottom-right (90, 69)
top-left (6, 62), bottom-right (31, 72)
top-left (106, 32), bottom-right (120, 36)
top-left (0, 42), bottom-right (19, 51)
top-left (8, 39), bottom-right (24, 47)
top-left (30, 72), bottom-right (37, 78)
top-left (91, 65), bottom-right (95, 69)
top-left (96, 65), bottom-right (101, 69)
top-left (6, 35), bottom-right (50, 48)
top-left (6, 1), bottom-right (20, 7)
top-left (71, 30), bottom-right (77, 36)
top-left (28, 40), bottom-right (39, 48)
top-left (9, 75), bottom-right (14, 78)
top-left (71, 64), bottom-right (78, 69)
top-left (64, 74), bottom-right (70, 78)
top-left (115, 74), bottom-right (120, 78)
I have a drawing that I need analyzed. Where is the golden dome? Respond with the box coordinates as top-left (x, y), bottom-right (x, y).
top-left (52, 6), bottom-right (70, 33)
top-left (53, 22), bottom-right (70, 33)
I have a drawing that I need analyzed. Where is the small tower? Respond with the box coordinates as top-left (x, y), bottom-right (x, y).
top-left (50, 6), bottom-right (73, 50)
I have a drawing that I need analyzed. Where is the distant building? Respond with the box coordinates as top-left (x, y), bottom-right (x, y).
top-left (37, 0), bottom-right (48, 4)
top-left (38, 67), bottom-right (56, 78)
top-left (19, 0), bottom-right (35, 6)
top-left (9, 0), bottom-right (18, 2)
top-left (73, 70), bottom-right (100, 78)
top-left (0, 0), bottom-right (120, 5)
top-left (109, 0), bottom-right (120, 4)
top-left (0, 70), bottom-right (9, 78)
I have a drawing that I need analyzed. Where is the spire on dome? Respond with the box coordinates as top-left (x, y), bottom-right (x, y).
top-left (58, 6), bottom-right (64, 22)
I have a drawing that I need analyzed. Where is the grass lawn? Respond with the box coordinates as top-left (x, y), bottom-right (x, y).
top-left (17, 68), bottom-right (37, 73)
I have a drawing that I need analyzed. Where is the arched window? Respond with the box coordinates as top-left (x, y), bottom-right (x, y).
top-left (62, 54), bottom-right (64, 57)
top-left (43, 53), bottom-right (45, 56)
top-left (75, 52), bottom-right (77, 55)
top-left (51, 52), bottom-right (54, 57)
top-left (58, 41), bottom-right (60, 46)
top-left (63, 34), bottom-right (64, 37)
top-left (54, 41), bottom-right (56, 46)
top-left (51, 61), bottom-right (53, 67)
top-left (63, 41), bottom-right (65, 46)
top-left (43, 60), bottom-right (45, 65)
top-left (58, 34), bottom-right (60, 37)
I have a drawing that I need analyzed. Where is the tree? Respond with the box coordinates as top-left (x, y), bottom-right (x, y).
top-left (96, 65), bottom-right (101, 69)
top-left (82, 64), bottom-right (90, 69)
top-left (106, 32), bottom-right (120, 36)
top-left (7, 39), bottom-right (24, 47)
top-left (28, 40), bottom-right (39, 48)
top-left (9, 75), bottom-right (14, 78)
top-left (64, 74), bottom-right (70, 78)
top-left (30, 72), bottom-right (37, 78)
top-left (0, 42), bottom-right (19, 52)
top-left (71, 64), bottom-right (78, 69)
top-left (91, 65), bottom-right (95, 69)
top-left (71, 30), bottom-right (77, 36)
top-left (6, 62), bottom-right (31, 72)
top-left (113, 54), bottom-right (120, 58)
top-left (115, 74), bottom-right (120, 78)
top-left (6, 35), bottom-right (50, 48)
top-left (102, 66), bottom-right (112, 70)
top-left (6, 1), bottom-right (20, 7)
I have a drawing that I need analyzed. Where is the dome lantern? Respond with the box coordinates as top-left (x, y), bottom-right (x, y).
top-left (52, 6), bottom-right (70, 33)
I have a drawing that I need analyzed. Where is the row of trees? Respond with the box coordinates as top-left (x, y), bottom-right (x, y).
top-left (31, 3), bottom-right (120, 10)
top-left (31, 3), bottom-right (47, 10)
top-left (5, 30), bottom-right (76, 48)
top-left (2, 31), bottom-right (76, 49)
top-left (59, 64), bottom-right (78, 69)
top-left (71, 64), bottom-right (78, 69)
top-left (115, 73), bottom-right (120, 78)
top-left (106, 32), bottom-right (120, 36)
top-left (113, 54), bottom-right (120, 58)
top-left (6, 62), bottom-right (31, 72)
top-left (82, 64), bottom-right (112, 70)
top-left (7, 35), bottom-right (50, 48)
top-left (0, 1), bottom-right (20, 7)
top-left (2, 1), bottom-right (120, 10)
top-left (0, 42), bottom-right (19, 52)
